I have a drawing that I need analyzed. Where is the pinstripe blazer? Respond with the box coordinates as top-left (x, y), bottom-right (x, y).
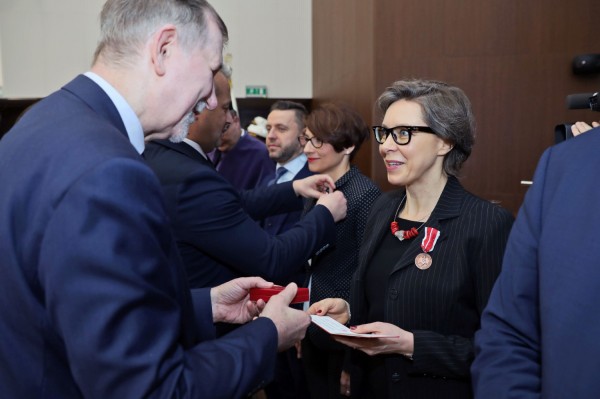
top-left (350, 176), bottom-right (514, 398)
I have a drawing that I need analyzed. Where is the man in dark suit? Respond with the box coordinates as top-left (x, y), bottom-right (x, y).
top-left (472, 127), bottom-right (600, 398)
top-left (262, 100), bottom-right (313, 238)
top-left (144, 71), bottom-right (347, 289)
top-left (0, 1), bottom-right (311, 398)
top-left (211, 108), bottom-right (276, 190)
top-left (260, 100), bottom-right (314, 399)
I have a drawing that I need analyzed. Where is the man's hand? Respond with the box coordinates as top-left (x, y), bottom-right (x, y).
top-left (210, 277), bottom-right (273, 324)
top-left (308, 298), bottom-right (350, 325)
top-left (292, 174), bottom-right (336, 198)
top-left (259, 283), bottom-right (311, 351)
top-left (316, 190), bottom-right (347, 222)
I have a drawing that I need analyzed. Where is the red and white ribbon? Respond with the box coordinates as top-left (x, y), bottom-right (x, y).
top-left (420, 227), bottom-right (440, 253)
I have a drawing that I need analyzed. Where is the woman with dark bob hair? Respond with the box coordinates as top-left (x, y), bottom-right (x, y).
top-left (300, 103), bottom-right (381, 399)
top-left (309, 79), bottom-right (514, 398)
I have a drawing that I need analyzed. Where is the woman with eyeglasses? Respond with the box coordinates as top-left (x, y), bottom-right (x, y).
top-left (308, 79), bottom-right (514, 398)
top-left (299, 103), bottom-right (381, 399)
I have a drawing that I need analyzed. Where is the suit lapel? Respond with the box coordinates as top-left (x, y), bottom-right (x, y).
top-left (152, 139), bottom-right (214, 166)
top-left (390, 176), bottom-right (464, 274)
top-left (296, 162), bottom-right (313, 179)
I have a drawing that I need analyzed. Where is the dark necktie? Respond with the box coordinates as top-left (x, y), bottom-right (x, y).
top-left (268, 166), bottom-right (288, 186)
top-left (210, 149), bottom-right (222, 168)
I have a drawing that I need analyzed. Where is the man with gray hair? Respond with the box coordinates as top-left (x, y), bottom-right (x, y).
top-left (0, 1), bottom-right (310, 398)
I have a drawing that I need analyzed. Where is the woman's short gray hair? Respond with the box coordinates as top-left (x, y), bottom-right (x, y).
top-left (376, 79), bottom-right (475, 176)
top-left (94, 0), bottom-right (228, 65)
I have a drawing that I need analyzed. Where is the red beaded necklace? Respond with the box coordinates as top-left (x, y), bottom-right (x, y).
top-left (390, 195), bottom-right (428, 241)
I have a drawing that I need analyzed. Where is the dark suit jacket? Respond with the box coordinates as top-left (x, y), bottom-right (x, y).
top-left (0, 75), bottom-right (278, 399)
top-left (217, 132), bottom-right (275, 190)
top-left (350, 176), bottom-right (514, 398)
top-left (144, 140), bottom-right (336, 288)
top-left (472, 128), bottom-right (600, 398)
top-left (261, 161), bottom-right (313, 236)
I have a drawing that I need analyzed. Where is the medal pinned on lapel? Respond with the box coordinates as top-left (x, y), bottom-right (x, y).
top-left (415, 227), bottom-right (440, 270)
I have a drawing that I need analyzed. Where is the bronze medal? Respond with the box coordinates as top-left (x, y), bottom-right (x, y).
top-left (415, 253), bottom-right (432, 270)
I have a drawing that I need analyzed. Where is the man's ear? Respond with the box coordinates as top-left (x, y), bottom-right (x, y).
top-left (151, 25), bottom-right (177, 76)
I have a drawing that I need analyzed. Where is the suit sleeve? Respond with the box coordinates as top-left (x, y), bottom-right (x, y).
top-left (39, 158), bottom-right (278, 399)
top-left (240, 181), bottom-right (303, 220)
top-left (173, 169), bottom-right (336, 282)
top-left (471, 152), bottom-right (547, 398)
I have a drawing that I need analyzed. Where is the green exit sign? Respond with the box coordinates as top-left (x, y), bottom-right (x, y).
top-left (245, 85), bottom-right (268, 97)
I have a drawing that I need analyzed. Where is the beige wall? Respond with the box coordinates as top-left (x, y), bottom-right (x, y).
top-left (0, 0), bottom-right (312, 99)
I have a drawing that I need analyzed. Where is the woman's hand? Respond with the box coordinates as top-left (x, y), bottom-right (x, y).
top-left (333, 322), bottom-right (414, 357)
top-left (307, 298), bottom-right (350, 324)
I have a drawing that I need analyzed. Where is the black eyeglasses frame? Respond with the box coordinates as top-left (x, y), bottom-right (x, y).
top-left (371, 125), bottom-right (436, 145)
top-left (298, 135), bottom-right (324, 149)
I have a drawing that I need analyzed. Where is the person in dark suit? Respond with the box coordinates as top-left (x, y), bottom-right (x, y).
top-left (260, 100), bottom-right (316, 399)
top-left (309, 79), bottom-right (514, 398)
top-left (262, 100), bottom-right (314, 237)
top-left (212, 108), bottom-right (276, 190)
top-left (0, 1), bottom-right (312, 397)
top-left (144, 71), bottom-right (347, 289)
top-left (300, 103), bottom-right (382, 399)
top-left (471, 126), bottom-right (600, 397)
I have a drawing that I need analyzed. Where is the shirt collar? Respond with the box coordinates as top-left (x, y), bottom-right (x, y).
top-left (279, 153), bottom-right (307, 175)
top-left (84, 71), bottom-right (145, 155)
top-left (183, 138), bottom-right (209, 160)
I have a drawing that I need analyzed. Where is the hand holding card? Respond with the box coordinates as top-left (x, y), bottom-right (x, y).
top-left (310, 315), bottom-right (400, 338)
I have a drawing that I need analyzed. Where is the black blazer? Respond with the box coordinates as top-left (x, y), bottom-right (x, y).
top-left (350, 176), bottom-right (514, 398)
top-left (144, 139), bottom-right (336, 288)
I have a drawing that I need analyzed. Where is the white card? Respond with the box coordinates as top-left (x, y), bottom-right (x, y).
top-left (310, 315), bottom-right (399, 338)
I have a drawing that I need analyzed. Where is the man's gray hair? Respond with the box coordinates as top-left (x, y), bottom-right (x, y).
top-left (94, 0), bottom-right (228, 65)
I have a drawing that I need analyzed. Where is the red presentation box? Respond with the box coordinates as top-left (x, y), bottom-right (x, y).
top-left (249, 287), bottom-right (309, 304)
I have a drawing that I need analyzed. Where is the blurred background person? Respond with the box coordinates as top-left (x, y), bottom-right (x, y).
top-left (309, 79), bottom-right (514, 398)
top-left (211, 108), bottom-right (275, 190)
top-left (260, 100), bottom-right (316, 399)
top-left (261, 101), bottom-right (313, 237)
top-left (300, 103), bottom-right (381, 399)
top-left (247, 116), bottom-right (268, 143)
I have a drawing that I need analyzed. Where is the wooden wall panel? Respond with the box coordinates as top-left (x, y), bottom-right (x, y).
top-left (313, 0), bottom-right (600, 214)
top-left (312, 0), bottom-right (375, 180)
